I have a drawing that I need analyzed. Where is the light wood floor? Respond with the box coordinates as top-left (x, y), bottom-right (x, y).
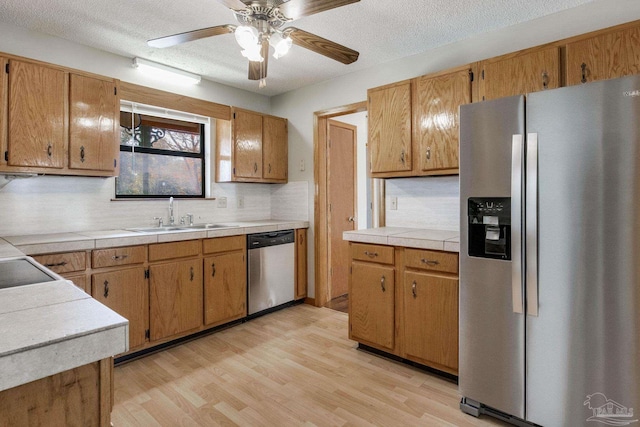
top-left (112, 304), bottom-right (508, 426)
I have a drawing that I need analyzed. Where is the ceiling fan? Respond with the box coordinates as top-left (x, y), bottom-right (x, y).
top-left (147, 0), bottom-right (361, 87)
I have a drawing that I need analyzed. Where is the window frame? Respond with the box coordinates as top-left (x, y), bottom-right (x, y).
top-left (116, 103), bottom-right (208, 199)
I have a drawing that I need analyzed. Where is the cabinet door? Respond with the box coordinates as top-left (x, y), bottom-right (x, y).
top-left (295, 229), bottom-right (307, 300)
top-left (414, 69), bottom-right (471, 173)
top-left (204, 252), bottom-right (246, 326)
top-left (7, 59), bottom-right (66, 168)
top-left (69, 74), bottom-right (118, 172)
top-left (481, 46), bottom-right (560, 101)
top-left (404, 271), bottom-right (459, 372)
top-left (368, 81), bottom-right (412, 174)
top-left (92, 267), bottom-right (148, 351)
top-left (233, 109), bottom-right (263, 180)
top-left (262, 115), bottom-right (287, 182)
top-left (349, 262), bottom-right (395, 351)
top-left (566, 26), bottom-right (640, 86)
top-left (149, 259), bottom-right (203, 341)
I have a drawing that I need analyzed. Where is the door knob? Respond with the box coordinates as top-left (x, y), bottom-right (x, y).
top-left (348, 216), bottom-right (355, 222)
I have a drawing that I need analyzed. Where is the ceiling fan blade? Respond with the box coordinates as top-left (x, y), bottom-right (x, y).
top-left (148, 24), bottom-right (235, 48)
top-left (248, 40), bottom-right (270, 81)
top-left (278, 0), bottom-right (360, 20)
top-left (286, 27), bottom-right (359, 64)
top-left (214, 0), bottom-right (249, 11)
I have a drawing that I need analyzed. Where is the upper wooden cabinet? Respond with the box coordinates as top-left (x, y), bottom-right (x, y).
top-left (6, 59), bottom-right (66, 169)
top-left (69, 73), bottom-right (118, 172)
top-left (368, 68), bottom-right (472, 178)
top-left (479, 45), bottom-right (561, 101)
top-left (413, 68), bottom-right (471, 174)
top-left (368, 80), bottom-right (412, 175)
top-left (566, 25), bottom-right (640, 86)
top-left (0, 55), bottom-right (119, 176)
top-left (216, 108), bottom-right (288, 183)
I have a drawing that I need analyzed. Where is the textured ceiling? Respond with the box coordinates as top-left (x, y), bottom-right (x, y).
top-left (0, 0), bottom-right (598, 96)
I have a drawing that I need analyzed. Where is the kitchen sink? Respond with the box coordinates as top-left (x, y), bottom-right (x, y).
top-left (128, 224), bottom-right (237, 233)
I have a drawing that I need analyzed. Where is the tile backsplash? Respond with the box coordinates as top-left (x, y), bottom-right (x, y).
top-left (0, 176), bottom-right (308, 236)
top-left (385, 176), bottom-right (459, 231)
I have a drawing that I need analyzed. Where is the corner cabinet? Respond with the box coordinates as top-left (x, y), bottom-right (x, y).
top-left (0, 55), bottom-right (119, 176)
top-left (216, 108), bottom-right (288, 183)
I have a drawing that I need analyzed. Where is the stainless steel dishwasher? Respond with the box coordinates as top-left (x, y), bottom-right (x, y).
top-left (247, 230), bottom-right (295, 316)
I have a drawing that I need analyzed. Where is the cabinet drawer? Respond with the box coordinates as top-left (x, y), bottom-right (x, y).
top-left (149, 240), bottom-right (200, 262)
top-left (203, 235), bottom-right (245, 254)
top-left (351, 243), bottom-right (394, 265)
top-left (34, 251), bottom-right (86, 274)
top-left (92, 246), bottom-right (146, 268)
top-left (404, 249), bottom-right (458, 274)
top-left (63, 273), bottom-right (88, 293)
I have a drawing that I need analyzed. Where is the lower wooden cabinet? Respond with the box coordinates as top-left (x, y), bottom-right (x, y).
top-left (348, 242), bottom-right (459, 375)
top-left (204, 252), bottom-right (246, 326)
top-left (92, 267), bottom-right (148, 350)
top-left (149, 258), bottom-right (203, 341)
top-left (349, 260), bottom-right (395, 351)
top-left (295, 229), bottom-right (307, 299)
top-left (403, 271), bottom-right (459, 373)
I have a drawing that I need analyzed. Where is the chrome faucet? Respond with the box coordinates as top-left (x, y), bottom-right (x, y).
top-left (169, 197), bottom-right (175, 225)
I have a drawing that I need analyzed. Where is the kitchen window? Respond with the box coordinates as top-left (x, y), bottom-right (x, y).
top-left (116, 103), bottom-right (208, 198)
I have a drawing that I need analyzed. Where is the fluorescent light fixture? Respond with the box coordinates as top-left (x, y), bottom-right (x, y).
top-left (132, 57), bottom-right (201, 85)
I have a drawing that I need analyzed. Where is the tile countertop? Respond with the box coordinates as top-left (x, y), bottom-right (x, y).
top-left (2, 220), bottom-right (309, 255)
top-left (0, 272), bottom-right (128, 392)
top-left (343, 227), bottom-right (460, 253)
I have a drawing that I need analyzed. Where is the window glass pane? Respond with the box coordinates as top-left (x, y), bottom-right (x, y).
top-left (116, 152), bottom-right (203, 197)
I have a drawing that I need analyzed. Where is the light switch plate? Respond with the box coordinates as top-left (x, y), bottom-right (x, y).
top-left (218, 197), bottom-right (227, 208)
top-left (390, 197), bottom-right (398, 210)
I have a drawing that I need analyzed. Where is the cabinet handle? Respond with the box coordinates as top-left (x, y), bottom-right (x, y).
top-left (44, 261), bottom-right (67, 268)
top-left (380, 275), bottom-right (386, 292)
top-left (426, 147), bottom-right (431, 161)
top-left (112, 254), bottom-right (128, 261)
top-left (400, 149), bottom-right (405, 165)
top-left (80, 146), bottom-right (85, 163)
top-left (421, 258), bottom-right (440, 266)
top-left (254, 162), bottom-right (258, 173)
top-left (190, 267), bottom-right (194, 282)
top-left (542, 71), bottom-right (549, 89)
top-left (103, 280), bottom-right (109, 298)
top-left (211, 262), bottom-right (216, 278)
top-left (364, 251), bottom-right (378, 258)
top-left (300, 235), bottom-right (303, 244)
top-left (412, 280), bottom-right (417, 298)
top-left (580, 63), bottom-right (587, 84)
top-left (46, 143), bottom-right (53, 158)
top-left (268, 163), bottom-right (271, 174)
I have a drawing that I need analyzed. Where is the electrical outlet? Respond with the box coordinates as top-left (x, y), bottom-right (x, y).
top-left (299, 159), bottom-right (305, 171)
top-left (218, 197), bottom-right (227, 208)
top-left (237, 196), bottom-right (245, 209)
top-left (390, 197), bottom-right (398, 210)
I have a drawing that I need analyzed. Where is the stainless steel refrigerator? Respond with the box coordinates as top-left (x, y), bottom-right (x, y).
top-left (459, 75), bottom-right (640, 427)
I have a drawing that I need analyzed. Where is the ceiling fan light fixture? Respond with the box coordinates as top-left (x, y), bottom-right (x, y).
top-left (132, 57), bottom-right (201, 85)
top-left (270, 32), bottom-right (292, 59)
top-left (241, 45), bottom-right (264, 62)
top-left (234, 25), bottom-right (259, 50)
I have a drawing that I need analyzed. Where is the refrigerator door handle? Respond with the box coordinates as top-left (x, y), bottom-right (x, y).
top-left (526, 133), bottom-right (539, 317)
top-left (511, 134), bottom-right (524, 314)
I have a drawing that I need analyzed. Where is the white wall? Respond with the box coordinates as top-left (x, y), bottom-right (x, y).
top-left (271, 0), bottom-right (640, 298)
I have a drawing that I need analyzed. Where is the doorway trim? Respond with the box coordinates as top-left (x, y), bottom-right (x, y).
top-left (313, 101), bottom-right (367, 307)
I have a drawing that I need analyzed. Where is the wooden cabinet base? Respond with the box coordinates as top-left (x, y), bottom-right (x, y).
top-left (0, 358), bottom-right (113, 427)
